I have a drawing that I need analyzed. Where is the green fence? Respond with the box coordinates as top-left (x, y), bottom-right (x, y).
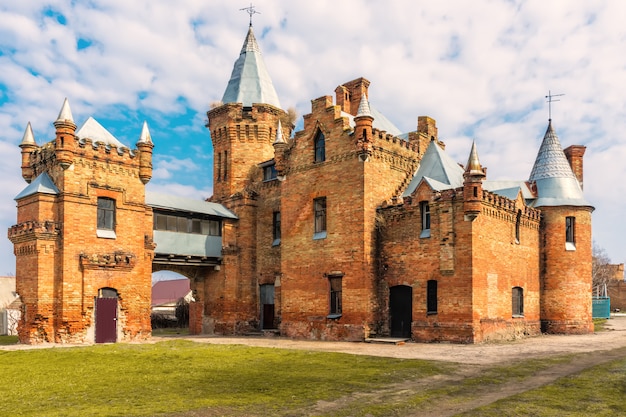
top-left (592, 297), bottom-right (611, 319)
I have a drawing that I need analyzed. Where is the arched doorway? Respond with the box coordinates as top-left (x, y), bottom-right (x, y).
top-left (389, 285), bottom-right (412, 338)
top-left (95, 288), bottom-right (118, 343)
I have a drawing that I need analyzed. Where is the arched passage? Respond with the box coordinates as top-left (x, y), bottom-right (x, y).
top-left (151, 270), bottom-right (191, 331)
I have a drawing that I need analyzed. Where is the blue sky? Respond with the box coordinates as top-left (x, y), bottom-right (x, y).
top-left (0, 0), bottom-right (625, 276)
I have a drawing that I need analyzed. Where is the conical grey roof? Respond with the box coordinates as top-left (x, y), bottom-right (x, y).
top-left (464, 141), bottom-right (484, 176)
top-left (55, 98), bottom-right (74, 124)
top-left (221, 26), bottom-right (281, 109)
top-left (529, 121), bottom-right (592, 208)
top-left (356, 94), bottom-right (372, 118)
top-left (21, 122), bottom-right (36, 146)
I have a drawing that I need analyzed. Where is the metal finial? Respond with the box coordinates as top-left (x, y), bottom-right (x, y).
top-left (545, 90), bottom-right (565, 121)
top-left (240, 3), bottom-right (260, 26)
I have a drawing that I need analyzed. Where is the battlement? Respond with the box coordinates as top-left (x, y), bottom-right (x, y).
top-left (8, 220), bottom-right (62, 243)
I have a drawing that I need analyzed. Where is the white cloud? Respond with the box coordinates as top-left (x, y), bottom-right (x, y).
top-left (0, 0), bottom-right (624, 271)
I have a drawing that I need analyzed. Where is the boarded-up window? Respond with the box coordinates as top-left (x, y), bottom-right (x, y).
top-left (427, 280), bottom-right (437, 314)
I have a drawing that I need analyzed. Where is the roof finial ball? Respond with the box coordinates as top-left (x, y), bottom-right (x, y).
top-left (240, 3), bottom-right (260, 27)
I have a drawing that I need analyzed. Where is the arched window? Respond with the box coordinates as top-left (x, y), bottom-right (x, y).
top-left (314, 129), bottom-right (325, 162)
top-left (512, 287), bottom-right (524, 317)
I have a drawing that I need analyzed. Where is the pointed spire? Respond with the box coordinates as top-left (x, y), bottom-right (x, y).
top-left (221, 26), bottom-right (281, 108)
top-left (356, 94), bottom-right (373, 119)
top-left (273, 120), bottom-right (285, 144)
top-left (137, 121), bottom-right (152, 144)
top-left (240, 25), bottom-right (261, 54)
top-left (20, 122), bottom-right (36, 146)
top-left (529, 120), bottom-right (592, 208)
top-left (55, 98), bottom-right (74, 124)
top-left (464, 141), bottom-right (485, 177)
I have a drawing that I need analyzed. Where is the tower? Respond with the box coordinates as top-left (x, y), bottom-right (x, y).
top-left (8, 99), bottom-right (155, 344)
top-left (529, 120), bottom-right (594, 334)
top-left (207, 24), bottom-right (289, 203)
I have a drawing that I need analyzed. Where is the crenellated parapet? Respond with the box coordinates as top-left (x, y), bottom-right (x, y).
top-left (8, 220), bottom-right (62, 243)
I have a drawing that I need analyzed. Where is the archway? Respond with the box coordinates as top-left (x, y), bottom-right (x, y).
top-left (151, 271), bottom-right (191, 332)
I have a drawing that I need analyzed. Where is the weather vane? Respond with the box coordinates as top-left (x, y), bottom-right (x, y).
top-left (545, 90), bottom-right (565, 121)
top-left (240, 3), bottom-right (260, 27)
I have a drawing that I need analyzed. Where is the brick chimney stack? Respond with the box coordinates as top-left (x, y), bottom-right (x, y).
top-left (563, 145), bottom-right (586, 189)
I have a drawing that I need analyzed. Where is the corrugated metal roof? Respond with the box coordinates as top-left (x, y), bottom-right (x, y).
top-left (221, 26), bottom-right (281, 108)
top-left (14, 172), bottom-right (59, 200)
top-left (146, 191), bottom-right (237, 219)
top-left (402, 140), bottom-right (464, 196)
top-left (529, 121), bottom-right (592, 208)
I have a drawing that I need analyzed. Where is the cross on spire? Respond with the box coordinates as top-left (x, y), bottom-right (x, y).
top-left (545, 90), bottom-right (565, 121)
top-left (240, 3), bottom-right (260, 26)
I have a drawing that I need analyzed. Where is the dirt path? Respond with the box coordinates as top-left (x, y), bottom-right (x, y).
top-left (169, 315), bottom-right (626, 416)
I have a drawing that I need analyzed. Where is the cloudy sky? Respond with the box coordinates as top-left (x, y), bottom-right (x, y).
top-left (0, 0), bottom-right (624, 275)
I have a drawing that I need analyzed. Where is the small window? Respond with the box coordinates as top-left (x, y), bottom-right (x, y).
top-left (216, 152), bottom-right (222, 182)
top-left (420, 201), bottom-right (431, 238)
top-left (314, 197), bottom-right (327, 239)
top-left (223, 150), bottom-right (228, 180)
top-left (97, 197), bottom-right (116, 238)
top-left (515, 210), bottom-right (522, 244)
top-left (263, 164), bottom-right (277, 181)
top-left (427, 280), bottom-right (437, 314)
top-left (565, 216), bottom-right (575, 250)
top-left (314, 129), bottom-right (325, 163)
top-left (272, 211), bottom-right (281, 246)
top-left (328, 276), bottom-right (342, 318)
top-left (512, 287), bottom-right (524, 317)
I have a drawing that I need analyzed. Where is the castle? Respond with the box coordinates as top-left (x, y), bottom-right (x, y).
top-left (8, 24), bottom-right (594, 344)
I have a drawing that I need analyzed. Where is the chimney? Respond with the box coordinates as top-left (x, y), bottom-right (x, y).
top-left (563, 145), bottom-right (586, 189)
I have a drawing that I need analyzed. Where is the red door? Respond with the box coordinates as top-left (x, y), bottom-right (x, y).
top-left (95, 297), bottom-right (117, 343)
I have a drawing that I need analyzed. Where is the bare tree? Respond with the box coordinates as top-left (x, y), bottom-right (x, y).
top-left (592, 241), bottom-right (613, 296)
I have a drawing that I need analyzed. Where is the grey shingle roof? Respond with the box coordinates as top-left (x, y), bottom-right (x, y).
top-left (221, 26), bottom-right (281, 109)
top-left (528, 121), bottom-right (592, 208)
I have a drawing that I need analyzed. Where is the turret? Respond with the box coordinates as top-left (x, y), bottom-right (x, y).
top-left (272, 119), bottom-right (287, 180)
top-left (463, 141), bottom-right (486, 221)
top-left (354, 94), bottom-right (374, 162)
top-left (529, 120), bottom-right (594, 334)
top-left (53, 98), bottom-right (77, 170)
top-left (136, 121), bottom-right (154, 184)
top-left (19, 122), bottom-right (38, 183)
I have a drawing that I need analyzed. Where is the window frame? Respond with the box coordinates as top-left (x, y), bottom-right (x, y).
top-left (272, 211), bottom-right (281, 246)
top-left (314, 129), bottom-right (326, 163)
top-left (263, 163), bottom-right (278, 182)
top-left (565, 216), bottom-right (576, 250)
top-left (313, 197), bottom-right (327, 239)
top-left (512, 286), bottom-right (524, 317)
top-left (420, 201), bottom-right (431, 238)
top-left (97, 197), bottom-right (116, 239)
top-left (328, 275), bottom-right (342, 318)
top-left (426, 280), bottom-right (438, 314)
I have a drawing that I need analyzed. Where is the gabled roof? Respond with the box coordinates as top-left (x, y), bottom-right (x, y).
top-left (402, 140), bottom-right (464, 196)
top-left (151, 278), bottom-right (190, 307)
top-left (528, 121), bottom-right (592, 208)
top-left (343, 106), bottom-right (402, 137)
top-left (14, 172), bottom-right (59, 200)
top-left (146, 191), bottom-right (238, 219)
top-left (76, 117), bottom-right (128, 150)
top-left (221, 25), bottom-right (281, 109)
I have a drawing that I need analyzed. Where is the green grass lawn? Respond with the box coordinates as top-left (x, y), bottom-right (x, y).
top-left (3, 339), bottom-right (626, 417)
top-left (0, 340), bottom-right (445, 417)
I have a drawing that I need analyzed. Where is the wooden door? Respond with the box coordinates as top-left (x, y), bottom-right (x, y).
top-left (95, 297), bottom-right (117, 343)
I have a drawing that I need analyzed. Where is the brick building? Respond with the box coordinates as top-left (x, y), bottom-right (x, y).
top-left (9, 24), bottom-right (594, 344)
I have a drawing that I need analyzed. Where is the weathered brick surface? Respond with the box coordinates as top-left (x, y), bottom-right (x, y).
top-left (9, 116), bottom-right (154, 344)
